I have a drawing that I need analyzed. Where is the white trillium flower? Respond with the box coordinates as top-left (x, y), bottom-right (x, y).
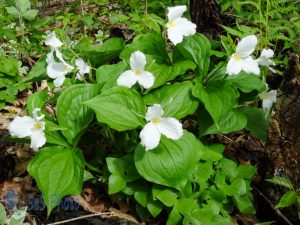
top-left (140, 104), bottom-right (183, 150)
top-left (259, 90), bottom-right (277, 112)
top-left (226, 35), bottom-right (260, 76)
top-left (45, 32), bottom-right (74, 87)
top-left (45, 31), bottom-right (63, 49)
top-left (117, 51), bottom-right (155, 89)
top-left (8, 108), bottom-right (46, 151)
top-left (75, 58), bottom-right (90, 81)
top-left (47, 59), bottom-right (74, 87)
top-left (256, 49), bottom-right (276, 72)
top-left (166, 5), bottom-right (196, 45)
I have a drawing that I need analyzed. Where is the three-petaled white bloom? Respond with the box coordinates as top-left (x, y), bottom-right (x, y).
top-left (226, 35), bottom-right (260, 76)
top-left (140, 104), bottom-right (183, 150)
top-left (8, 108), bottom-right (46, 151)
top-left (45, 31), bottom-right (63, 49)
top-left (259, 89), bottom-right (277, 112)
top-left (75, 58), bottom-right (90, 81)
top-left (117, 51), bottom-right (155, 89)
top-left (256, 49), bottom-right (276, 72)
top-left (166, 5), bottom-right (196, 45)
top-left (45, 32), bottom-right (74, 87)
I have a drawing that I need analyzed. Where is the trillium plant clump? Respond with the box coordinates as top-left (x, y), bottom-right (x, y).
top-left (7, 4), bottom-right (279, 224)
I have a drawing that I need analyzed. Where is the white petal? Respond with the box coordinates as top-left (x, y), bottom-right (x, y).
top-left (46, 50), bottom-right (54, 64)
top-left (45, 32), bottom-right (63, 49)
top-left (140, 122), bottom-right (161, 150)
top-left (47, 61), bottom-right (66, 79)
top-left (130, 51), bottom-right (146, 71)
top-left (173, 18), bottom-right (196, 36)
top-left (137, 71), bottom-right (155, 89)
top-left (240, 56), bottom-right (260, 75)
top-left (75, 73), bottom-right (84, 81)
top-left (167, 27), bottom-right (184, 45)
top-left (157, 118), bottom-right (183, 140)
top-left (117, 70), bottom-right (138, 88)
top-left (30, 130), bottom-right (46, 151)
top-left (236, 35), bottom-right (257, 58)
top-left (33, 108), bottom-right (45, 121)
top-left (226, 55), bottom-right (242, 75)
top-left (256, 57), bottom-right (275, 67)
top-left (268, 90), bottom-right (277, 103)
top-left (8, 116), bottom-right (35, 138)
top-left (55, 49), bottom-right (65, 62)
top-left (167, 5), bottom-right (187, 22)
top-left (261, 49), bottom-right (274, 58)
top-left (262, 99), bottom-right (273, 112)
top-left (53, 75), bottom-right (66, 87)
top-left (76, 58), bottom-right (90, 75)
top-left (145, 104), bottom-right (164, 121)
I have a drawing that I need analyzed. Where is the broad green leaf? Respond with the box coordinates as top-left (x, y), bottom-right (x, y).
top-left (167, 208), bottom-right (182, 225)
top-left (85, 86), bottom-right (146, 131)
top-left (210, 215), bottom-right (232, 225)
top-left (177, 34), bottom-right (211, 76)
top-left (276, 191), bottom-right (297, 208)
top-left (16, 0), bottom-right (30, 14)
top-left (134, 191), bottom-right (148, 207)
top-left (107, 155), bottom-right (140, 182)
top-left (147, 60), bottom-right (195, 89)
top-left (147, 200), bottom-right (163, 218)
top-left (8, 207), bottom-right (27, 225)
top-left (6, 7), bottom-right (19, 18)
top-left (227, 72), bottom-right (265, 93)
top-left (23, 56), bottom-right (47, 82)
top-left (220, 158), bottom-right (238, 179)
top-left (266, 176), bottom-right (294, 190)
top-left (120, 33), bottom-right (169, 63)
top-left (200, 109), bottom-right (247, 136)
top-left (239, 107), bottom-right (269, 142)
top-left (0, 56), bottom-right (19, 76)
top-left (135, 131), bottom-right (203, 191)
top-left (27, 89), bottom-right (48, 116)
top-left (233, 194), bottom-right (256, 214)
top-left (56, 84), bottom-right (100, 145)
top-left (23, 9), bottom-right (38, 21)
top-left (174, 198), bottom-right (198, 216)
top-left (0, 203), bottom-right (6, 225)
top-left (27, 146), bottom-right (84, 216)
top-left (144, 82), bottom-right (198, 119)
top-left (207, 62), bottom-right (226, 82)
top-left (96, 61), bottom-right (127, 90)
top-left (108, 174), bottom-right (126, 194)
top-left (201, 144), bottom-right (224, 161)
top-left (156, 189), bottom-right (178, 207)
top-left (193, 80), bottom-right (238, 126)
top-left (44, 130), bottom-right (70, 147)
top-left (223, 179), bottom-right (247, 196)
top-left (237, 165), bottom-right (256, 179)
top-left (75, 38), bottom-right (124, 67)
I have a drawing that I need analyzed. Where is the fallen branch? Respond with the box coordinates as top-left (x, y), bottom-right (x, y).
top-left (253, 186), bottom-right (294, 225)
top-left (46, 212), bottom-right (113, 225)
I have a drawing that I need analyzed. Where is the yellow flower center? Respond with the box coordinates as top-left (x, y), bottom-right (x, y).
top-left (168, 21), bottom-right (175, 27)
top-left (260, 92), bottom-right (269, 100)
top-left (234, 54), bottom-right (241, 61)
top-left (135, 69), bottom-right (142, 75)
top-left (35, 122), bottom-right (42, 129)
top-left (152, 117), bottom-right (160, 125)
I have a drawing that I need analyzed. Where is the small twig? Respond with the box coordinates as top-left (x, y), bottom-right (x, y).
top-left (253, 186), bottom-right (294, 225)
top-left (47, 212), bottom-right (113, 225)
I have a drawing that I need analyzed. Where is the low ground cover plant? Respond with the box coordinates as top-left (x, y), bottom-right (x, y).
top-left (2, 1), bottom-right (289, 224)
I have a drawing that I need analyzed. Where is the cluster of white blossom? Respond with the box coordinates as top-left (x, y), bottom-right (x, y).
top-left (7, 5), bottom-right (278, 151)
top-left (226, 35), bottom-right (277, 112)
